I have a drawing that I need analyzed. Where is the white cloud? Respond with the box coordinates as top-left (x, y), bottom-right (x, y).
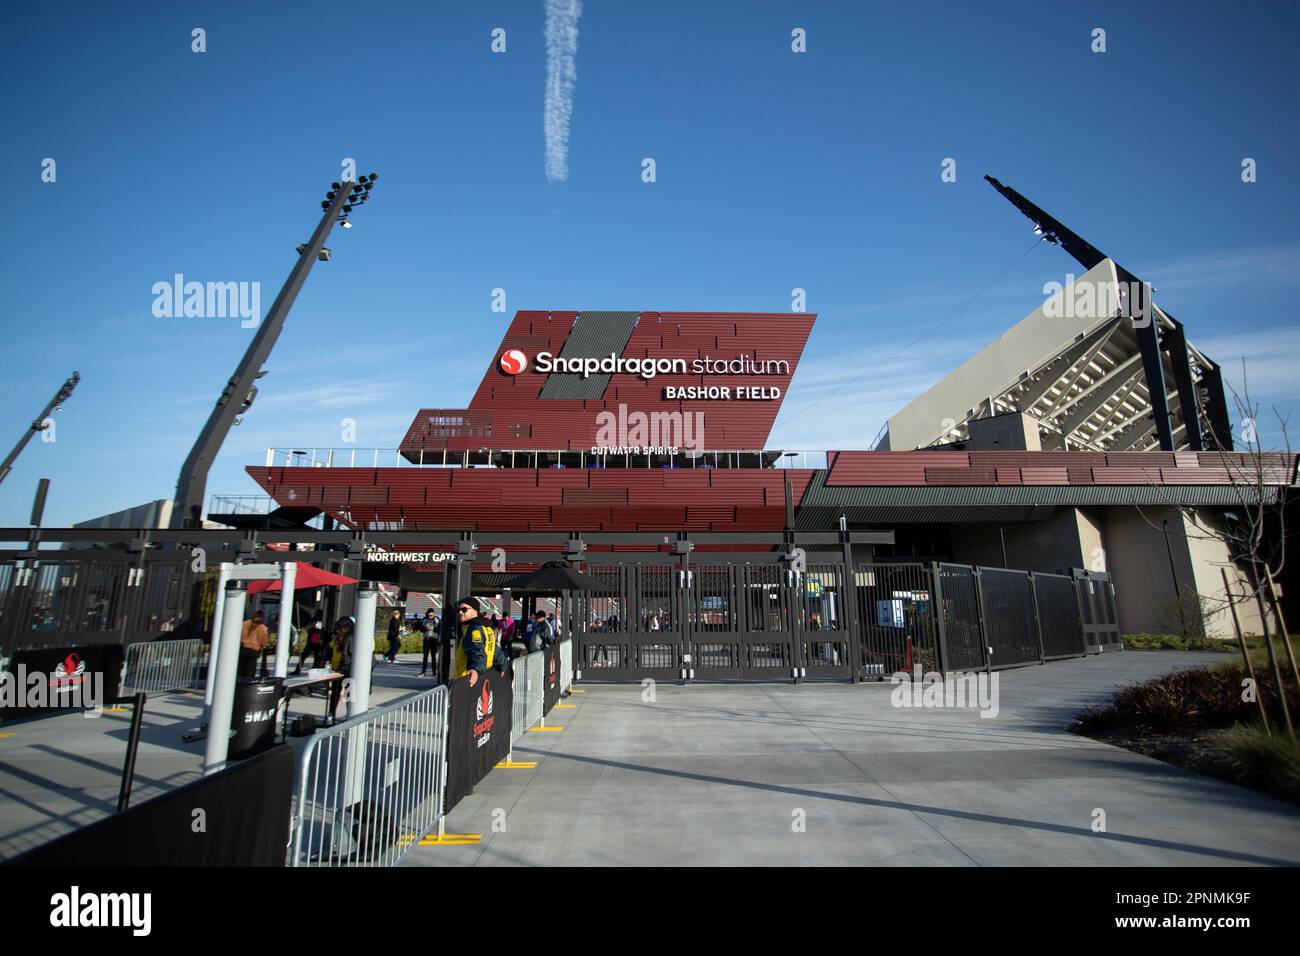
top-left (1137, 246), bottom-right (1300, 298)
top-left (543, 0), bottom-right (582, 182)
top-left (1189, 330), bottom-right (1300, 407)
top-left (772, 336), bottom-right (986, 450)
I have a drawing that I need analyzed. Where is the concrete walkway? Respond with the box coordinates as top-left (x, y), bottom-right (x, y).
top-left (405, 651), bottom-right (1300, 866)
top-left (0, 655), bottom-right (431, 861)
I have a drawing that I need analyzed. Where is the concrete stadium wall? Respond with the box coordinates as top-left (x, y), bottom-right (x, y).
top-left (949, 507), bottom-right (1092, 572)
top-left (1099, 507), bottom-right (1264, 638)
top-left (943, 504), bottom-right (1266, 638)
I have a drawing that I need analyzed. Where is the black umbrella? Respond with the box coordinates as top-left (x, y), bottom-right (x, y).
top-left (500, 560), bottom-right (604, 592)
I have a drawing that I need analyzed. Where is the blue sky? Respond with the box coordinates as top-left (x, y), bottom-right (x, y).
top-left (1, 0), bottom-right (1297, 527)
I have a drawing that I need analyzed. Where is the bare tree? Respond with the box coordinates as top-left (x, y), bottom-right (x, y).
top-left (1131, 363), bottom-right (1297, 735)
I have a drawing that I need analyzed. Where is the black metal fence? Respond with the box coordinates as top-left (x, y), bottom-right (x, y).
top-left (865, 562), bottom-right (1115, 677)
top-left (1, 557), bottom-right (208, 660)
top-left (0, 543), bottom-right (1118, 684)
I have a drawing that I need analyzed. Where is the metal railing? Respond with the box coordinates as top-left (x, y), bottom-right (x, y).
top-left (266, 447), bottom-right (831, 471)
top-left (120, 638), bottom-right (206, 694)
top-left (291, 685), bottom-right (448, 868)
top-left (560, 638), bottom-right (573, 693)
top-left (524, 652), bottom-right (544, 728)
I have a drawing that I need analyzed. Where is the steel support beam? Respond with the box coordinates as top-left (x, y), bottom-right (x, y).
top-left (1199, 361), bottom-right (1235, 451)
top-left (1123, 269), bottom-right (1176, 451)
top-left (1162, 318), bottom-right (1205, 451)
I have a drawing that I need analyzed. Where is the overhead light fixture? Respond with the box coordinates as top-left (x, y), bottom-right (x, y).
top-left (340, 219), bottom-right (352, 229)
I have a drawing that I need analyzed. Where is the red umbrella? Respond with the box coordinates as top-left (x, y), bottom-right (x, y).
top-left (247, 562), bottom-right (359, 594)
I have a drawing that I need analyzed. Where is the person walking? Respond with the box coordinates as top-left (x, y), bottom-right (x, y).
top-left (327, 618), bottom-right (354, 725)
top-left (417, 608), bottom-right (440, 677)
top-left (239, 610), bottom-right (270, 678)
top-left (294, 617), bottom-right (325, 675)
top-left (526, 610), bottom-right (551, 652)
top-left (451, 597), bottom-right (498, 688)
top-left (385, 610), bottom-right (402, 664)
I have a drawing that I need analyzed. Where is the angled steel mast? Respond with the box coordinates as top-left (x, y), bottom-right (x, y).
top-left (0, 372), bottom-right (80, 486)
top-left (984, 175), bottom-right (1231, 451)
top-left (170, 174), bottom-right (378, 529)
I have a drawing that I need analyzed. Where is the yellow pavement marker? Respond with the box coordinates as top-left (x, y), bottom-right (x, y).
top-left (556, 703), bottom-right (576, 709)
top-left (104, 707), bottom-right (128, 713)
top-left (419, 833), bottom-right (481, 846)
top-left (530, 725), bottom-right (564, 732)
top-left (399, 831), bottom-right (482, 846)
top-left (495, 760), bottom-right (537, 769)
top-left (0, 732), bottom-right (15, 738)
top-left (569, 688), bottom-right (586, 693)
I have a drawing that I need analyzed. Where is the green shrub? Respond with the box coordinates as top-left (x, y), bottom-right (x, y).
top-left (1122, 633), bottom-right (1234, 652)
top-left (1075, 662), bottom-right (1299, 735)
top-left (1209, 725), bottom-right (1300, 804)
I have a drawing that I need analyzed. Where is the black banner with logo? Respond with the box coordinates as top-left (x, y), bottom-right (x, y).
top-left (543, 643), bottom-right (561, 715)
top-left (10, 745), bottom-right (293, 867)
top-left (444, 671), bottom-right (513, 813)
top-left (1, 644), bottom-right (125, 721)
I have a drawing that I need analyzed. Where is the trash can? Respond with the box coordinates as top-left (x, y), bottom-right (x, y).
top-left (229, 676), bottom-right (285, 759)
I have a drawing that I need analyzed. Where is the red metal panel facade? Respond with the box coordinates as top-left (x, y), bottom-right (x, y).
top-left (399, 310), bottom-right (814, 454)
top-left (242, 309), bottom-right (1299, 538)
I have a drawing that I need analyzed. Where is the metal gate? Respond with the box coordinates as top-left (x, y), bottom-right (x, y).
top-left (577, 564), bottom-right (687, 680)
top-left (855, 562), bottom-right (937, 677)
top-left (577, 558), bottom-right (856, 683)
top-left (793, 563), bottom-right (853, 681)
top-left (1072, 569), bottom-right (1122, 651)
top-left (572, 556), bottom-right (1110, 683)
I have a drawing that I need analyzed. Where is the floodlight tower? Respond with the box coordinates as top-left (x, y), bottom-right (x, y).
top-left (983, 175), bottom-right (1232, 451)
top-left (0, 372), bottom-right (80, 486)
top-left (170, 173), bottom-right (379, 529)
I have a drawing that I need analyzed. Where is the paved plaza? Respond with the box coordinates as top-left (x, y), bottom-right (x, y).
top-left (407, 652), bottom-right (1300, 867)
top-left (2, 651), bottom-right (1298, 866)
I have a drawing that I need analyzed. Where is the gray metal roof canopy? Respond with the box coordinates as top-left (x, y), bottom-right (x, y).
top-left (879, 179), bottom-right (1232, 454)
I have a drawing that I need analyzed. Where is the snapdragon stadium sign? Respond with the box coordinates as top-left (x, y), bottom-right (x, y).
top-left (500, 351), bottom-right (790, 382)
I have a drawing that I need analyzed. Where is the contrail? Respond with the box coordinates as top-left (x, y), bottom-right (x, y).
top-left (544, 0), bottom-right (582, 181)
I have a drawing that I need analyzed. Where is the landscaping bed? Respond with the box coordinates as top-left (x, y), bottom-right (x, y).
top-left (1072, 656), bottom-right (1300, 807)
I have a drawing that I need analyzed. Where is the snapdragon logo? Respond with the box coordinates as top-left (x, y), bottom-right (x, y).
top-left (500, 349), bottom-right (528, 374)
top-left (152, 274), bottom-right (262, 328)
top-left (890, 666), bottom-right (999, 718)
top-left (50, 886), bottom-right (151, 936)
top-left (0, 660), bottom-right (105, 717)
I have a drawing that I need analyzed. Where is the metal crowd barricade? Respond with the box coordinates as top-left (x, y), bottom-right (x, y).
top-left (511, 661), bottom-right (529, 743)
top-left (559, 638), bottom-right (573, 693)
top-left (120, 638), bottom-right (206, 694)
top-left (524, 651), bottom-right (544, 728)
top-left (290, 684), bottom-right (448, 868)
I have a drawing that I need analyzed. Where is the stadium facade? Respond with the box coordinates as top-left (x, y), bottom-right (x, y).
top-left (235, 300), bottom-right (1297, 640)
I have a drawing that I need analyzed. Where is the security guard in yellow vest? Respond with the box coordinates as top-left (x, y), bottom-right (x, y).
top-left (453, 597), bottom-right (496, 688)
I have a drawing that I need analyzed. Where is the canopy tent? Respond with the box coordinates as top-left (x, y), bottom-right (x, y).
top-left (247, 562), bottom-right (358, 595)
top-left (500, 561), bottom-right (603, 593)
